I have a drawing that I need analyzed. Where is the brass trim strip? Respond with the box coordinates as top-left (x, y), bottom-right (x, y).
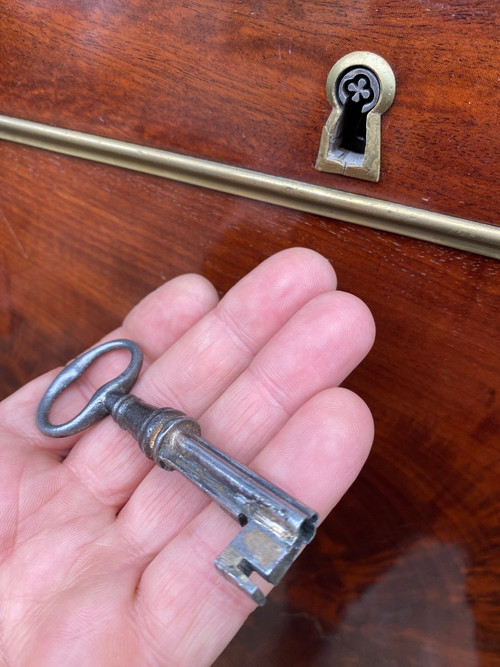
top-left (1, 114), bottom-right (499, 259)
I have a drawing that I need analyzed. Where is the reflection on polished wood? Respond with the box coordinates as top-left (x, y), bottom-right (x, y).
top-left (1, 142), bottom-right (499, 664)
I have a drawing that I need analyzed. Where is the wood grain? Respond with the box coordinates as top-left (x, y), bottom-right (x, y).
top-left (1, 141), bottom-right (499, 665)
top-left (1, 0), bottom-right (499, 225)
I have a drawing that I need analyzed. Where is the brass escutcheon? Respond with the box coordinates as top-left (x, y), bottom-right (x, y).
top-left (316, 51), bottom-right (396, 182)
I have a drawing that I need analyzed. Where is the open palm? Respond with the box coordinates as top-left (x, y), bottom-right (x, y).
top-left (0, 249), bottom-right (375, 666)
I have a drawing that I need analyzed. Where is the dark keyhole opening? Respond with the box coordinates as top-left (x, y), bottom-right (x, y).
top-left (339, 98), bottom-right (367, 154)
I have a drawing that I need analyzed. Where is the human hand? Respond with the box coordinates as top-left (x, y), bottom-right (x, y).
top-left (0, 248), bottom-right (375, 666)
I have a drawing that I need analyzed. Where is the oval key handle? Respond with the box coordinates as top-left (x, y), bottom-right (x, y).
top-left (37, 339), bottom-right (143, 437)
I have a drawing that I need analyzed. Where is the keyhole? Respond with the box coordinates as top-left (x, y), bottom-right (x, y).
top-left (340, 98), bottom-right (368, 153)
top-left (336, 69), bottom-right (380, 156)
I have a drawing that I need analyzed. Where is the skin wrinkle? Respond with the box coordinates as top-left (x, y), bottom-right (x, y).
top-left (136, 514), bottom-right (258, 666)
top-left (0, 446), bottom-right (23, 562)
top-left (137, 536), bottom-right (229, 666)
top-left (244, 360), bottom-right (295, 420)
top-left (112, 462), bottom-right (213, 563)
top-left (214, 300), bottom-right (259, 357)
top-left (134, 589), bottom-right (183, 667)
top-left (64, 424), bottom-right (154, 508)
top-left (156, 317), bottom-right (250, 409)
top-left (63, 450), bottom-right (128, 512)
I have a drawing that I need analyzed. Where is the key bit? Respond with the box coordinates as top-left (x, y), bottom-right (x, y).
top-left (37, 339), bottom-right (318, 605)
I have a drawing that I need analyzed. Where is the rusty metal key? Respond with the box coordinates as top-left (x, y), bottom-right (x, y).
top-left (37, 339), bottom-right (318, 605)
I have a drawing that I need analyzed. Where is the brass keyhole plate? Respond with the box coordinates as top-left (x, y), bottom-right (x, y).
top-left (316, 51), bottom-right (396, 182)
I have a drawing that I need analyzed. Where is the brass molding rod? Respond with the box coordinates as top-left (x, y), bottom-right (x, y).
top-left (1, 114), bottom-right (499, 259)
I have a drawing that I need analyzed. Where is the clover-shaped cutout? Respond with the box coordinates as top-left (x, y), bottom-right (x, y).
top-left (347, 77), bottom-right (371, 103)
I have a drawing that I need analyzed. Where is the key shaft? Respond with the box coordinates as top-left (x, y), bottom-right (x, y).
top-left (110, 394), bottom-right (318, 605)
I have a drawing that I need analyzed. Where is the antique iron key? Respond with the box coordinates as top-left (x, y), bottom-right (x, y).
top-left (37, 339), bottom-right (318, 605)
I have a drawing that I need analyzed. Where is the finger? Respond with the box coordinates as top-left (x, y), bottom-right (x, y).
top-left (0, 274), bottom-right (219, 451)
top-left (121, 274), bottom-right (220, 362)
top-left (135, 247), bottom-right (338, 416)
top-left (199, 290), bottom-right (375, 454)
top-left (134, 388), bottom-right (374, 667)
top-left (113, 289), bottom-right (374, 548)
top-left (63, 248), bottom-right (338, 507)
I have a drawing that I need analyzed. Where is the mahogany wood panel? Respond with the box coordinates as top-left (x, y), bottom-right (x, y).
top-left (1, 142), bottom-right (499, 665)
top-left (1, 0), bottom-right (499, 225)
